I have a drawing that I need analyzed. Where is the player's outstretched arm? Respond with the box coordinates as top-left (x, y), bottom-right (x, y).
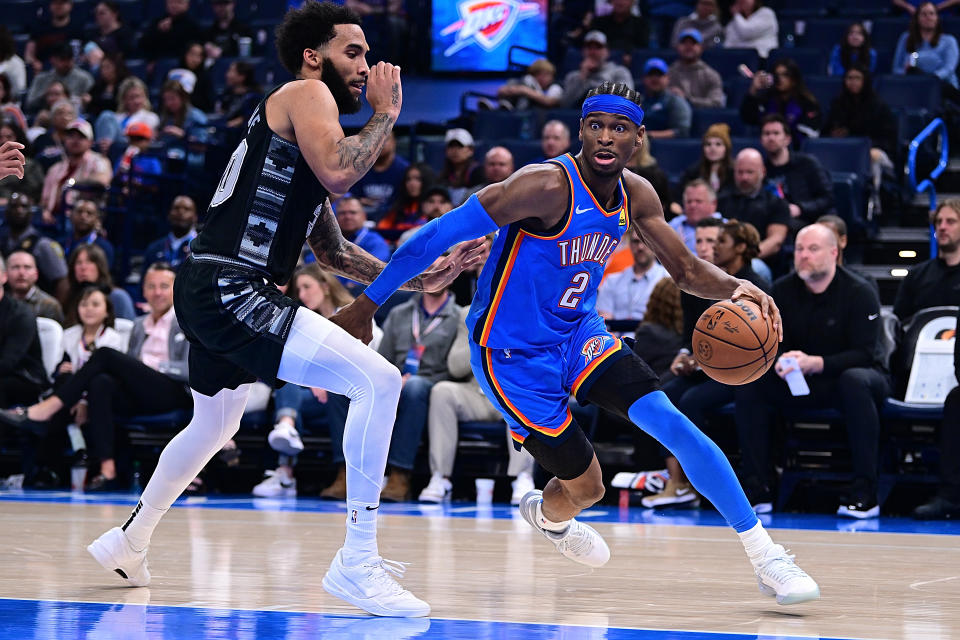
top-left (308, 199), bottom-right (484, 295)
top-left (626, 172), bottom-right (782, 340)
top-left (287, 64), bottom-right (401, 194)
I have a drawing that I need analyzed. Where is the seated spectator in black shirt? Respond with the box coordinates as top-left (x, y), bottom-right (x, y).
top-left (631, 277), bottom-right (684, 378)
top-left (741, 58), bottom-right (822, 149)
top-left (735, 223), bottom-right (889, 517)
top-left (350, 132), bottom-right (409, 222)
top-left (717, 148), bottom-right (790, 266)
top-left (589, 0), bottom-right (649, 66)
top-left (0, 254), bottom-right (49, 409)
top-left (24, 0), bottom-right (84, 74)
top-left (62, 198), bottom-right (115, 268)
top-left (139, 0), bottom-right (202, 62)
top-left (204, 0), bottom-right (253, 60)
top-left (6, 251), bottom-right (65, 325)
top-left (0, 191), bottom-right (70, 303)
top-left (760, 114), bottom-right (836, 231)
top-left (141, 195), bottom-right (198, 277)
top-left (169, 43), bottom-right (215, 114)
top-left (87, 53), bottom-right (129, 119)
top-left (219, 61), bottom-right (263, 129)
top-left (85, 1), bottom-right (135, 58)
top-left (912, 306), bottom-right (960, 520)
top-left (650, 219), bottom-right (769, 508)
top-left (894, 199), bottom-right (960, 323)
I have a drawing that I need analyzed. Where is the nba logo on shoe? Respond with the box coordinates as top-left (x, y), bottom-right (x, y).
top-left (581, 336), bottom-right (608, 365)
top-left (351, 510), bottom-right (358, 524)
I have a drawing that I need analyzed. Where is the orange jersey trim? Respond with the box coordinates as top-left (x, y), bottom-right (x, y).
top-left (478, 232), bottom-right (524, 346)
top-left (484, 348), bottom-right (573, 436)
top-left (567, 153), bottom-right (627, 219)
top-left (571, 337), bottom-right (623, 396)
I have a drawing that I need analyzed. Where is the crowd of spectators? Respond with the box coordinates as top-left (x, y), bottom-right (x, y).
top-left (0, 0), bottom-right (957, 519)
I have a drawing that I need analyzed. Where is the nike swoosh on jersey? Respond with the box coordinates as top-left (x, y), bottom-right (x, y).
top-left (575, 205), bottom-right (593, 214)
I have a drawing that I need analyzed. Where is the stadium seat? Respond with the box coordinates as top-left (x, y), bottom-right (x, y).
top-left (701, 48), bottom-right (759, 79)
top-left (649, 138), bottom-right (702, 179)
top-left (690, 108), bottom-right (751, 137)
top-left (802, 137), bottom-right (871, 177)
top-left (767, 49), bottom-right (827, 77)
top-left (869, 18), bottom-right (907, 53)
top-left (542, 109), bottom-right (583, 141)
top-left (723, 76), bottom-right (752, 110)
top-left (495, 139), bottom-right (544, 167)
top-left (830, 171), bottom-right (867, 237)
top-left (5, 1), bottom-right (39, 30)
top-left (474, 111), bottom-right (535, 141)
top-left (876, 75), bottom-right (942, 112)
top-left (730, 136), bottom-right (758, 156)
top-left (805, 76), bottom-right (843, 113)
top-left (796, 19), bottom-right (853, 51)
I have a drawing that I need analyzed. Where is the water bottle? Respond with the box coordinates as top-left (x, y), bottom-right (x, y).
top-left (131, 461), bottom-right (142, 493)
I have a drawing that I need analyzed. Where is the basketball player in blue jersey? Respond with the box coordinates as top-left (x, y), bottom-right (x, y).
top-left (48, 2), bottom-right (481, 617)
top-left (334, 82), bottom-right (821, 605)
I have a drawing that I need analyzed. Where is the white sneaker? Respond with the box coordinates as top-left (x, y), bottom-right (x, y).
top-left (755, 544), bottom-right (820, 605)
top-left (322, 548), bottom-right (430, 617)
top-left (268, 420), bottom-right (304, 456)
top-left (418, 473), bottom-right (451, 503)
top-left (87, 527), bottom-right (150, 587)
top-left (510, 471), bottom-right (535, 505)
top-left (252, 468), bottom-right (297, 497)
top-left (641, 479), bottom-right (701, 508)
top-left (517, 490), bottom-right (610, 568)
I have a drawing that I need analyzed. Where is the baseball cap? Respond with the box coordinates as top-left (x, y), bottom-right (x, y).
top-left (643, 58), bottom-right (669, 75)
top-left (65, 118), bottom-right (93, 140)
top-left (678, 28), bottom-right (703, 44)
top-left (445, 128), bottom-right (474, 147)
top-left (125, 121), bottom-right (154, 140)
top-left (583, 30), bottom-right (607, 46)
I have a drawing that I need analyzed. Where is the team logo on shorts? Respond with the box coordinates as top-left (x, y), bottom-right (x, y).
top-left (440, 0), bottom-right (542, 56)
top-left (581, 336), bottom-right (609, 365)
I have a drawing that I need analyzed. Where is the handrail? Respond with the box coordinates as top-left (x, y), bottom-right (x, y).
top-left (907, 117), bottom-right (948, 257)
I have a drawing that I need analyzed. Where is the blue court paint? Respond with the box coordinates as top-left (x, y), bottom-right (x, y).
top-left (0, 598), bottom-right (856, 640)
top-left (1, 490), bottom-right (959, 536)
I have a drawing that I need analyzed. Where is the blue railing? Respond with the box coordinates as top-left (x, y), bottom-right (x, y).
top-left (907, 117), bottom-right (948, 257)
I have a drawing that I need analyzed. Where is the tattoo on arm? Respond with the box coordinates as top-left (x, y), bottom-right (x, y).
top-left (335, 113), bottom-right (393, 175)
top-left (306, 200), bottom-right (426, 291)
top-left (391, 82), bottom-right (399, 108)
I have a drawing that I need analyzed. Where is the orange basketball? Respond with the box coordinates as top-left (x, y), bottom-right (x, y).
top-left (692, 299), bottom-right (778, 385)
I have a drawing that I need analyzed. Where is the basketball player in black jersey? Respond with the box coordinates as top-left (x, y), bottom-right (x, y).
top-left (76, 2), bottom-right (480, 617)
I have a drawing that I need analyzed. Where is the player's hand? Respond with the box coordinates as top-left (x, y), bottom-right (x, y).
top-left (365, 61), bottom-right (402, 120)
top-left (329, 294), bottom-right (378, 344)
top-left (419, 238), bottom-right (487, 293)
top-left (0, 141), bottom-right (25, 180)
top-left (731, 280), bottom-right (783, 342)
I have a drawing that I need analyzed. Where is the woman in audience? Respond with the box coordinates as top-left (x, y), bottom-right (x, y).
top-left (85, 1), bottom-right (135, 58)
top-left (828, 22), bottom-right (877, 77)
top-left (682, 122), bottom-right (735, 196)
top-left (253, 265), bottom-right (359, 499)
top-left (87, 53), bottom-right (130, 119)
top-left (219, 61), bottom-right (262, 128)
top-left (158, 80), bottom-right (208, 143)
top-left (93, 77), bottom-right (159, 154)
top-left (0, 75), bottom-right (26, 132)
top-left (631, 277), bottom-right (684, 379)
top-left (824, 64), bottom-right (897, 202)
top-left (741, 57), bottom-right (822, 147)
top-left (893, 2), bottom-right (959, 99)
top-left (0, 122), bottom-right (43, 204)
top-left (0, 27), bottom-right (26, 99)
top-left (377, 163), bottom-right (434, 240)
top-left (29, 81), bottom-right (72, 131)
top-left (31, 98), bottom-right (76, 172)
top-left (66, 244), bottom-right (135, 323)
top-left (626, 129), bottom-right (673, 217)
top-left (169, 43), bottom-right (215, 114)
top-left (723, 0), bottom-right (778, 58)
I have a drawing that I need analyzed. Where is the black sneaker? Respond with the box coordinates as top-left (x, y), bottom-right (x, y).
top-left (913, 495), bottom-right (960, 520)
top-left (837, 498), bottom-right (879, 519)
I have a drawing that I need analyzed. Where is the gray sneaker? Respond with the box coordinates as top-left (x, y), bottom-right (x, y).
top-left (517, 490), bottom-right (610, 568)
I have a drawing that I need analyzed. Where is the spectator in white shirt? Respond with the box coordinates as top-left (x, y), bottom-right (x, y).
top-left (597, 228), bottom-right (668, 324)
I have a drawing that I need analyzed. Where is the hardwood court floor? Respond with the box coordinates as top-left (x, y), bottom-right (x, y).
top-left (0, 496), bottom-right (958, 639)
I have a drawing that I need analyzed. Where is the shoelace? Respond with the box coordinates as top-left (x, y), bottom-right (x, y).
top-left (760, 547), bottom-right (808, 583)
top-left (364, 557), bottom-right (411, 595)
top-left (556, 522), bottom-right (594, 556)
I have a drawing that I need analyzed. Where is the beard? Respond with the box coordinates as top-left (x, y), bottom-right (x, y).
top-left (321, 58), bottom-right (361, 115)
top-left (939, 238), bottom-right (958, 254)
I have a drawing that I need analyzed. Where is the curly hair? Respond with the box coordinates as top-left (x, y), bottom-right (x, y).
top-left (721, 219), bottom-right (761, 261)
top-left (275, 1), bottom-right (361, 75)
top-left (641, 278), bottom-right (683, 335)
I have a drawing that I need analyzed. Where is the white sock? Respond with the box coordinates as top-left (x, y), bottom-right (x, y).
top-left (536, 500), bottom-right (570, 533)
top-left (342, 500), bottom-right (379, 565)
top-left (121, 498), bottom-right (168, 552)
top-left (738, 521), bottom-right (776, 567)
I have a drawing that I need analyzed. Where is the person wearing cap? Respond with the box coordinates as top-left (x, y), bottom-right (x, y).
top-left (40, 119), bottom-right (112, 224)
top-left (560, 30), bottom-right (633, 108)
top-left (24, 42), bottom-right (94, 115)
top-left (115, 120), bottom-right (155, 178)
top-left (588, 0), bottom-right (649, 64)
top-left (670, 0), bottom-right (723, 48)
top-left (203, 0), bottom-right (253, 60)
top-left (640, 58), bottom-right (692, 139)
top-left (668, 29), bottom-right (726, 108)
top-left (439, 128), bottom-right (483, 206)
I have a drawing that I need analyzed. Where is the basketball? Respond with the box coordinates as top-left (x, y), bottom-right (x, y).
top-left (692, 299), bottom-right (777, 385)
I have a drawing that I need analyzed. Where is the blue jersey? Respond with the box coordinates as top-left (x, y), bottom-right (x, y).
top-left (466, 154), bottom-right (631, 349)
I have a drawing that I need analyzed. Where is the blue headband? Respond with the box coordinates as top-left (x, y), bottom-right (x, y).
top-left (581, 94), bottom-right (644, 127)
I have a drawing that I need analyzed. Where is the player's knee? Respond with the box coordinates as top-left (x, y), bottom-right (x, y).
top-left (569, 478), bottom-right (605, 507)
top-left (363, 356), bottom-right (401, 399)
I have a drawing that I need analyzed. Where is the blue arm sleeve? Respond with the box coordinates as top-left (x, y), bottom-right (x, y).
top-left (363, 194), bottom-right (500, 306)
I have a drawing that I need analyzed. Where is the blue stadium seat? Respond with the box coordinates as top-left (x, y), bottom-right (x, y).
top-left (796, 19), bottom-right (853, 52)
top-left (690, 108), bottom-right (751, 137)
top-left (724, 76), bottom-right (752, 110)
top-left (805, 75), bottom-right (843, 112)
top-left (650, 138), bottom-right (703, 179)
top-left (830, 171), bottom-right (867, 235)
top-left (701, 48), bottom-right (759, 79)
top-left (731, 136), bottom-right (758, 156)
top-left (876, 75), bottom-right (942, 111)
top-left (767, 48), bottom-right (827, 77)
top-left (837, 0), bottom-right (892, 16)
top-left (5, 1), bottom-right (39, 30)
top-left (802, 137), bottom-right (871, 177)
top-left (870, 18), bottom-right (906, 53)
top-left (474, 111), bottom-right (535, 141)
top-left (559, 48), bottom-right (582, 76)
top-left (495, 139), bottom-right (544, 167)
top-left (150, 58), bottom-right (181, 91)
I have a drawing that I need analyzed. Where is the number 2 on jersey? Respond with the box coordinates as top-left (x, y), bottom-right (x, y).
top-left (559, 272), bottom-right (590, 309)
